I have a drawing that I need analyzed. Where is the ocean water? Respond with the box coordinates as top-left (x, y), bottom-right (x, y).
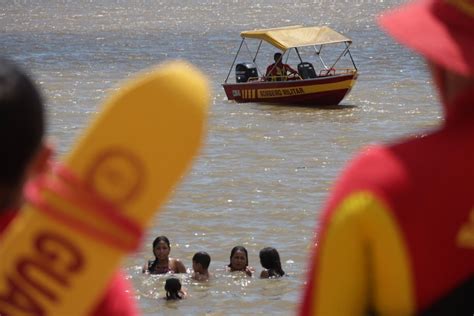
top-left (1, 1), bottom-right (440, 315)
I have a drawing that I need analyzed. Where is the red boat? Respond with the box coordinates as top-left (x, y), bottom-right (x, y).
top-left (222, 25), bottom-right (358, 106)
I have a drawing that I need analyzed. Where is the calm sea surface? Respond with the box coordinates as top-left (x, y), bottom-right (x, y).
top-left (1, 1), bottom-right (440, 315)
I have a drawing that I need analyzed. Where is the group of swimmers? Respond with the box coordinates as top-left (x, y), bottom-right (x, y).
top-left (142, 236), bottom-right (285, 300)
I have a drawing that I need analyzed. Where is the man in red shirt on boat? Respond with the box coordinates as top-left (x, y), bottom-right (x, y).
top-left (265, 52), bottom-right (300, 81)
top-left (0, 58), bottom-right (138, 316)
top-left (301, 0), bottom-right (474, 315)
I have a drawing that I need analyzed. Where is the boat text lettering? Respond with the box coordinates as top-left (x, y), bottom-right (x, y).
top-left (259, 87), bottom-right (305, 98)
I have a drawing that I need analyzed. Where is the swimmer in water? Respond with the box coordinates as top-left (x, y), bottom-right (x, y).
top-left (227, 245), bottom-right (254, 277)
top-left (143, 236), bottom-right (186, 274)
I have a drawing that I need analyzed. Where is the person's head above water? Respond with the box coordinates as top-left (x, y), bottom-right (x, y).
top-left (193, 251), bottom-right (211, 271)
top-left (259, 247), bottom-right (285, 276)
top-left (228, 245), bottom-right (249, 271)
top-left (152, 235), bottom-right (170, 260)
top-left (145, 235), bottom-right (186, 274)
top-left (164, 277), bottom-right (183, 300)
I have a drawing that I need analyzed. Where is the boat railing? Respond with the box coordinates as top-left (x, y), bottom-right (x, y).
top-left (319, 68), bottom-right (357, 77)
top-left (261, 74), bottom-right (303, 82)
top-left (236, 69), bottom-right (357, 83)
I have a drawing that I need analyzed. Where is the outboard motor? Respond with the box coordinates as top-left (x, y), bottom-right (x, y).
top-left (298, 62), bottom-right (317, 79)
top-left (235, 63), bottom-right (258, 83)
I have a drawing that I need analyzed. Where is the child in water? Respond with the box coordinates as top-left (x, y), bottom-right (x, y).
top-left (227, 246), bottom-right (254, 277)
top-left (192, 251), bottom-right (211, 281)
top-left (164, 278), bottom-right (186, 300)
top-left (259, 247), bottom-right (285, 278)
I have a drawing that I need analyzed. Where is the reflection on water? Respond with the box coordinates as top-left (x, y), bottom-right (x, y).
top-left (134, 269), bottom-right (300, 315)
top-left (2, 0), bottom-right (440, 314)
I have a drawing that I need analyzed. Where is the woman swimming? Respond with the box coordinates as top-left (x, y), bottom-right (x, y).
top-left (143, 236), bottom-right (186, 274)
top-left (259, 247), bottom-right (285, 278)
top-left (227, 245), bottom-right (254, 277)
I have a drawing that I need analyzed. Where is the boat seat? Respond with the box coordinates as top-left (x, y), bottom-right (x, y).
top-left (298, 62), bottom-right (317, 79)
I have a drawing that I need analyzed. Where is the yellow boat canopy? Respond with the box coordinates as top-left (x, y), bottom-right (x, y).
top-left (240, 25), bottom-right (352, 51)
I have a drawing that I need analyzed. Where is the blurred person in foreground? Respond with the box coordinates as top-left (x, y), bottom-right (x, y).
top-left (0, 58), bottom-right (138, 315)
top-left (300, 0), bottom-right (474, 314)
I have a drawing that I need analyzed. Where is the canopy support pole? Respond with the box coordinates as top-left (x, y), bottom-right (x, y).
top-left (325, 43), bottom-right (350, 75)
top-left (224, 38), bottom-right (244, 83)
top-left (345, 43), bottom-right (358, 71)
top-left (295, 47), bottom-right (304, 63)
top-left (253, 40), bottom-right (262, 63)
top-left (253, 40), bottom-right (264, 77)
top-left (314, 45), bottom-right (329, 69)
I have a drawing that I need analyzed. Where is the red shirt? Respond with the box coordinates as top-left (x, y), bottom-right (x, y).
top-left (266, 63), bottom-right (297, 78)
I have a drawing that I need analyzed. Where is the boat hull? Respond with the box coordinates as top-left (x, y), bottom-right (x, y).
top-left (222, 73), bottom-right (357, 106)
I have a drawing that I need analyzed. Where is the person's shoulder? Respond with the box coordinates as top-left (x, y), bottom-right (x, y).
top-left (323, 145), bottom-right (402, 208)
top-left (348, 144), bottom-right (389, 167)
top-left (339, 144), bottom-right (400, 184)
top-left (171, 257), bottom-right (186, 272)
top-left (171, 257), bottom-right (184, 265)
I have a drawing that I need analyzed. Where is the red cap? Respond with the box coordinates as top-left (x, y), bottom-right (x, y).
top-left (378, 0), bottom-right (474, 76)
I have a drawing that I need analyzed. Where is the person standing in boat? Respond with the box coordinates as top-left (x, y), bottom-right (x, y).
top-left (265, 52), bottom-right (299, 81)
top-left (300, 0), bottom-right (474, 314)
